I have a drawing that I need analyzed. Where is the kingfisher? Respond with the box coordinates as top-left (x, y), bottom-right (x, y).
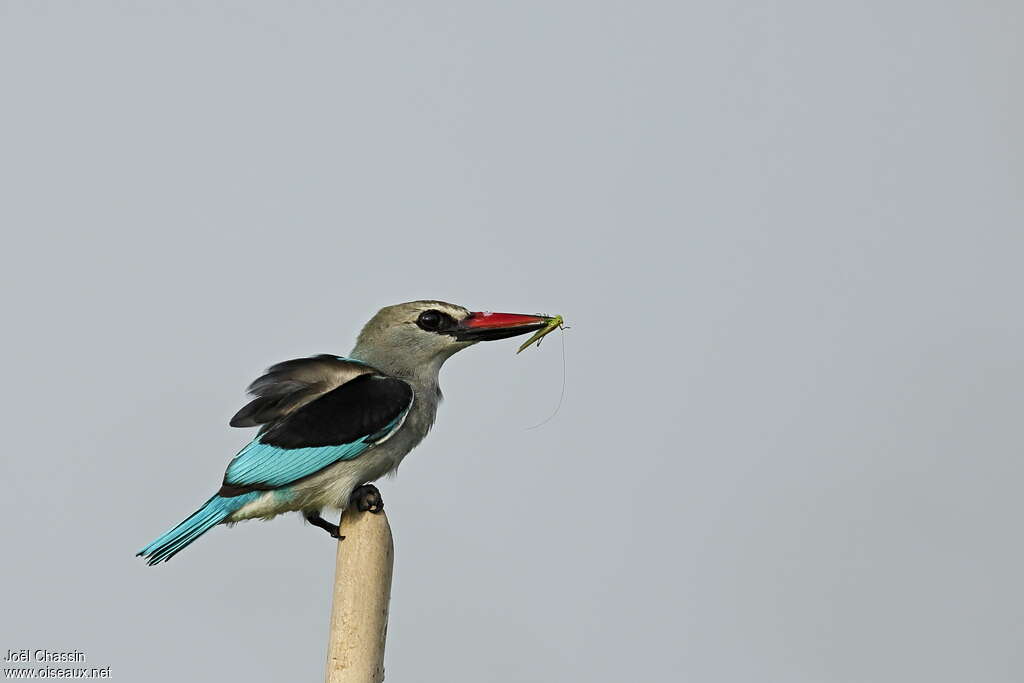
top-left (137, 300), bottom-right (554, 565)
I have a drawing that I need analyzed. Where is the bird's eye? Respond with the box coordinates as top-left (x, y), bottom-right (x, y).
top-left (416, 309), bottom-right (449, 332)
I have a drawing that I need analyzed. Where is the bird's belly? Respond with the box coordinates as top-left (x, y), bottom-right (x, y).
top-left (228, 401), bottom-right (433, 522)
top-left (228, 440), bottom-right (414, 522)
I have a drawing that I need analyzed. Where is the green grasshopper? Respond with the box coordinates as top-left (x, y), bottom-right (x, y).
top-left (517, 314), bottom-right (566, 354)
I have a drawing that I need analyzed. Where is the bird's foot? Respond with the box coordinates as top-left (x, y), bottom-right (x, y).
top-left (304, 510), bottom-right (344, 540)
top-left (351, 484), bottom-right (384, 513)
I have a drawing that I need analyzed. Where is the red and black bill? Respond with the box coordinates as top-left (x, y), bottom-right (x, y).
top-left (453, 311), bottom-right (554, 342)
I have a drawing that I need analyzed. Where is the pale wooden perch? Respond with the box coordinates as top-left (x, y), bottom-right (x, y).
top-left (324, 507), bottom-right (394, 683)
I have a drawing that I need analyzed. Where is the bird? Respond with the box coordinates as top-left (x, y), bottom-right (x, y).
top-left (137, 300), bottom-right (554, 565)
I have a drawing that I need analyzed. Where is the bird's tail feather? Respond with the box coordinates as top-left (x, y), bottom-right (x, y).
top-left (137, 493), bottom-right (258, 565)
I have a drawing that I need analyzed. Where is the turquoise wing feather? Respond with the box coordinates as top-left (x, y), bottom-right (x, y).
top-left (225, 432), bottom-right (389, 489)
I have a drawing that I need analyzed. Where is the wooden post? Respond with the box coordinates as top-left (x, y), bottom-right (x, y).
top-left (324, 507), bottom-right (394, 683)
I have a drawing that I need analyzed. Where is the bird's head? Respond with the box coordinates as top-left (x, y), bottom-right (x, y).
top-left (351, 300), bottom-right (553, 375)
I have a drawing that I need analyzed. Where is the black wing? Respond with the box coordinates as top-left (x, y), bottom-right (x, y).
top-left (220, 373), bottom-right (414, 496)
top-left (230, 355), bottom-right (375, 430)
top-left (259, 374), bottom-right (414, 449)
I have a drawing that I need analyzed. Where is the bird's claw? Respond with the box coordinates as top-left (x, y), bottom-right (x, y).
top-left (305, 510), bottom-right (344, 540)
top-left (351, 484), bottom-right (384, 513)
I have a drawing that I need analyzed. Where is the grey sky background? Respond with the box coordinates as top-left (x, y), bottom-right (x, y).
top-left (2, 2), bottom-right (1022, 681)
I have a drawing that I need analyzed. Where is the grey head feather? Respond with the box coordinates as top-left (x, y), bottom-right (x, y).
top-left (351, 300), bottom-right (472, 378)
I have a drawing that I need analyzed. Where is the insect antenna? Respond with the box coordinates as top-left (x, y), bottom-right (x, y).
top-left (524, 327), bottom-right (568, 430)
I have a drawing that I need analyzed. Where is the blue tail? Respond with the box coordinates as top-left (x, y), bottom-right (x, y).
top-left (137, 493), bottom-right (259, 565)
